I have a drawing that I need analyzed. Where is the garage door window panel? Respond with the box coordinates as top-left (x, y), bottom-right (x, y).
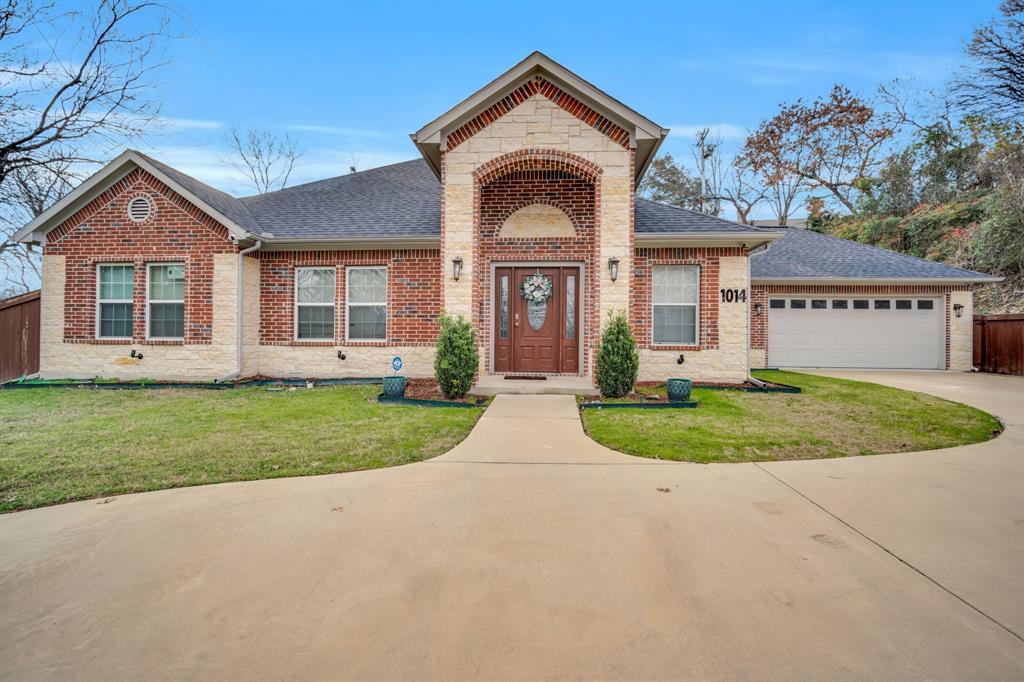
top-left (917, 300), bottom-right (934, 310)
top-left (874, 300), bottom-right (891, 310)
top-left (832, 300), bottom-right (848, 309)
top-left (652, 265), bottom-right (699, 345)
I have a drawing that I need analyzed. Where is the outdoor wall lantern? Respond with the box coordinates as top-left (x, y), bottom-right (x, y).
top-left (452, 256), bottom-right (464, 281)
top-left (608, 257), bottom-right (620, 282)
top-left (953, 303), bottom-right (964, 318)
top-left (754, 302), bottom-right (763, 316)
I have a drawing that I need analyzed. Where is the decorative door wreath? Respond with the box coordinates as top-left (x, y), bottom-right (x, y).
top-left (520, 271), bottom-right (553, 331)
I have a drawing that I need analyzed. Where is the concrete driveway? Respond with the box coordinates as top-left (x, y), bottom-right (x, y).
top-left (1, 372), bottom-right (1021, 681)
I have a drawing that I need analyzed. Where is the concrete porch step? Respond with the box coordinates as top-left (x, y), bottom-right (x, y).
top-left (470, 375), bottom-right (598, 396)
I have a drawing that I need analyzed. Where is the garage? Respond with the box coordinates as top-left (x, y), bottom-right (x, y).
top-left (767, 296), bottom-right (944, 369)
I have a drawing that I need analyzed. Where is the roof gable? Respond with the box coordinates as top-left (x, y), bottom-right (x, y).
top-left (411, 52), bottom-right (668, 181)
top-left (12, 149), bottom-right (260, 245)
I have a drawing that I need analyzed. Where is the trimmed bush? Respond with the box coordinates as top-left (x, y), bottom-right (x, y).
top-left (434, 312), bottom-right (480, 399)
top-left (596, 311), bottom-right (639, 398)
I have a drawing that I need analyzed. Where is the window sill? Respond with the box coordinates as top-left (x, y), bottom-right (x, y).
top-left (93, 338), bottom-right (132, 345)
top-left (291, 340), bottom-right (336, 346)
top-left (650, 344), bottom-right (703, 352)
top-left (343, 340), bottom-right (390, 347)
top-left (143, 339), bottom-right (185, 346)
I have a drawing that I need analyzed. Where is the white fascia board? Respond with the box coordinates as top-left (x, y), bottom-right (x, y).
top-left (259, 236), bottom-right (441, 252)
top-left (11, 150), bottom-right (253, 245)
top-left (751, 276), bottom-right (1004, 285)
top-left (635, 231), bottom-right (783, 248)
top-left (413, 52), bottom-right (664, 146)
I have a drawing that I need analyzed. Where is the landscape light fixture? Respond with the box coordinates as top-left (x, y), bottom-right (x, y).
top-left (608, 257), bottom-right (620, 282)
top-left (452, 256), bottom-right (463, 281)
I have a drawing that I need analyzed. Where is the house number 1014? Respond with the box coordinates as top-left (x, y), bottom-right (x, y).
top-left (720, 288), bottom-right (748, 303)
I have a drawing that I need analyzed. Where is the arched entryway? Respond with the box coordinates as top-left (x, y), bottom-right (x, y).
top-left (472, 150), bottom-right (603, 375)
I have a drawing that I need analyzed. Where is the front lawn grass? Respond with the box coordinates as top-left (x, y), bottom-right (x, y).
top-left (0, 385), bottom-right (482, 512)
top-left (581, 371), bottom-right (1001, 463)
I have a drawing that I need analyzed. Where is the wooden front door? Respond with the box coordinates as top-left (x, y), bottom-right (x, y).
top-left (493, 266), bottom-right (580, 374)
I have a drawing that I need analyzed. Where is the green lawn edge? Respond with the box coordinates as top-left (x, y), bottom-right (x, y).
top-left (580, 370), bottom-right (1002, 464)
top-left (0, 384), bottom-right (484, 513)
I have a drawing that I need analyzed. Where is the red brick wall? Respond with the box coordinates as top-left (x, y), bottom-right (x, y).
top-left (631, 247), bottom-right (746, 350)
top-left (256, 250), bottom-right (441, 346)
top-left (43, 168), bottom-right (237, 345)
top-left (750, 283), bottom-right (972, 369)
top-left (472, 161), bottom-right (602, 375)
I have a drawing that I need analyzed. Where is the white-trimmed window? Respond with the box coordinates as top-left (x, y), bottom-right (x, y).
top-left (295, 267), bottom-right (336, 340)
top-left (97, 264), bottom-right (134, 339)
top-left (147, 263), bottom-right (185, 339)
top-left (346, 266), bottom-right (387, 341)
top-left (652, 265), bottom-right (700, 345)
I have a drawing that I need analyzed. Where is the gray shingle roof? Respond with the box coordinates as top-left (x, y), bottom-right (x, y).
top-left (634, 198), bottom-right (773, 234)
top-left (129, 154), bottom-right (996, 282)
top-left (239, 160), bottom-right (441, 239)
top-left (751, 227), bottom-right (998, 281)
top-left (136, 152), bottom-right (264, 234)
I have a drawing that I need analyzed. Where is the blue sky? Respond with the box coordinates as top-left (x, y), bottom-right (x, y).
top-left (93, 0), bottom-right (1007, 211)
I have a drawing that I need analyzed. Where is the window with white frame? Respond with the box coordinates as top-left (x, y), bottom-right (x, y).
top-left (147, 263), bottom-right (185, 339)
top-left (346, 266), bottom-right (387, 341)
top-left (295, 267), bottom-right (336, 340)
top-left (97, 264), bottom-right (134, 338)
top-left (652, 265), bottom-right (700, 345)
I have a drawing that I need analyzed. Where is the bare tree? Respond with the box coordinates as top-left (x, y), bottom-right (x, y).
top-left (718, 157), bottom-right (766, 225)
top-left (0, 0), bottom-right (177, 293)
top-left (953, 0), bottom-right (1024, 122)
top-left (743, 85), bottom-right (898, 215)
top-left (691, 127), bottom-right (725, 215)
top-left (224, 127), bottom-right (301, 194)
top-left (0, 162), bottom-right (77, 292)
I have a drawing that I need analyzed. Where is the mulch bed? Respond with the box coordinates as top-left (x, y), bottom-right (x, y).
top-left (401, 379), bottom-right (480, 404)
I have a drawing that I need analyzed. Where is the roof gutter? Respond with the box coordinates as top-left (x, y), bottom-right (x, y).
top-left (635, 231), bottom-right (783, 248)
top-left (258, 235), bottom-right (441, 251)
top-left (751, 275), bottom-right (1004, 285)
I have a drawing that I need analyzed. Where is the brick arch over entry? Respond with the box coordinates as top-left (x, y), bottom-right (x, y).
top-left (473, 148), bottom-right (603, 186)
top-left (471, 149), bottom-right (603, 377)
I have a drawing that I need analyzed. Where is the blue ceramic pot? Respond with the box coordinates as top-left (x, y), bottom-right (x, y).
top-left (382, 376), bottom-right (407, 397)
top-left (666, 378), bottom-right (692, 403)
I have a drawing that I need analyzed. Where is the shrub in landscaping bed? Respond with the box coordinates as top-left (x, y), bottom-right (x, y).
top-left (434, 312), bottom-right (479, 399)
top-left (596, 311), bottom-right (639, 398)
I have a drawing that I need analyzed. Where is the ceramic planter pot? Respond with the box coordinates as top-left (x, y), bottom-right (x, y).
top-left (666, 378), bottom-right (692, 403)
top-left (382, 376), bottom-right (407, 397)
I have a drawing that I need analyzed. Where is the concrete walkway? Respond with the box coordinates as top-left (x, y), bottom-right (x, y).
top-left (1, 373), bottom-right (1022, 680)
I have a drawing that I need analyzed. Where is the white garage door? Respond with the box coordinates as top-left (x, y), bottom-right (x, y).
top-left (767, 296), bottom-right (944, 369)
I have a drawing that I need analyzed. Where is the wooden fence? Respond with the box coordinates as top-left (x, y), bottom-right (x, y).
top-left (973, 314), bottom-right (1024, 376)
top-left (0, 290), bottom-right (40, 383)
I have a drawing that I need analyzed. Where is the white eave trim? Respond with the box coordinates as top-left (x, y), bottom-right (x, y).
top-left (259, 236), bottom-right (440, 252)
top-left (751, 276), bottom-right (1004, 285)
top-left (11, 150), bottom-right (253, 245)
top-left (635, 231), bottom-right (783, 248)
top-left (413, 52), bottom-right (664, 144)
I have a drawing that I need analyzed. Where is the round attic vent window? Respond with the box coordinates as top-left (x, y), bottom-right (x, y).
top-left (127, 195), bottom-right (153, 223)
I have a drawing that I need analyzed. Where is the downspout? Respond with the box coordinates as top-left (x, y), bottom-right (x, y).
top-left (215, 239), bottom-right (262, 383)
top-left (746, 241), bottom-right (772, 388)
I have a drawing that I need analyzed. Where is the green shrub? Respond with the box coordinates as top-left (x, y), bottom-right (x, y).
top-left (434, 312), bottom-right (479, 399)
top-left (596, 311), bottom-right (639, 398)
